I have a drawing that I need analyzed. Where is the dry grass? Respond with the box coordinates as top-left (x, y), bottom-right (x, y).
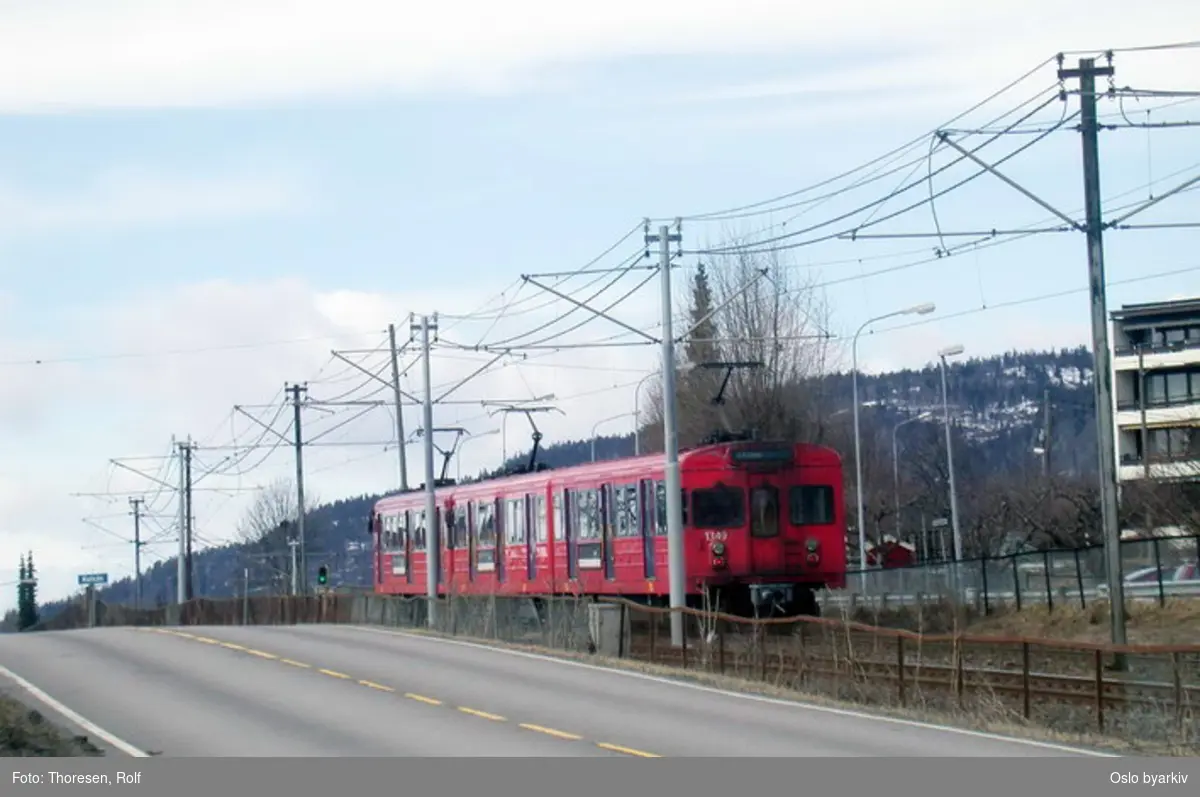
top-left (966, 599), bottom-right (1200, 646)
top-left (0, 692), bottom-right (104, 757)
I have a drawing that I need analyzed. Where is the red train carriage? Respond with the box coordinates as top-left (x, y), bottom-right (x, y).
top-left (369, 440), bottom-right (846, 616)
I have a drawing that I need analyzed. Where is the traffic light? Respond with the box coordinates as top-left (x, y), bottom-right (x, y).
top-left (317, 565), bottom-right (328, 586)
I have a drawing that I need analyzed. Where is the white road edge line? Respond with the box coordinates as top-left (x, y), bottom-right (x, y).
top-left (0, 663), bottom-right (150, 758)
top-left (334, 624), bottom-right (1119, 758)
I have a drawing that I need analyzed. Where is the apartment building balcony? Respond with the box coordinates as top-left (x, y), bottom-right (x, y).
top-left (1115, 397), bottom-right (1200, 428)
top-left (1113, 338), bottom-right (1200, 372)
top-left (1119, 452), bottom-right (1200, 482)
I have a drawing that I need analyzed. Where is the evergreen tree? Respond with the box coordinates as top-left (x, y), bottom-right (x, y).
top-left (17, 551), bottom-right (38, 631)
top-left (684, 263), bottom-right (718, 366)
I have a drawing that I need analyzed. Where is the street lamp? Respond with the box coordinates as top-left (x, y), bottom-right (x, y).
top-left (851, 302), bottom-right (936, 579)
top-left (632, 371), bottom-right (658, 455)
top-left (892, 411), bottom-right (933, 537)
top-left (592, 412), bottom-right (637, 462)
top-left (937, 344), bottom-right (965, 565)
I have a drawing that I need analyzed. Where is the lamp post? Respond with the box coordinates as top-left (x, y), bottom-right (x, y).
top-left (592, 412), bottom-right (637, 462)
top-left (632, 371), bottom-right (657, 456)
top-left (936, 344), bottom-right (965, 566)
top-left (892, 411), bottom-right (933, 537)
top-left (851, 303), bottom-right (936, 583)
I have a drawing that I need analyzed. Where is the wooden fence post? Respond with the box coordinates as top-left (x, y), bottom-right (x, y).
top-left (1022, 641), bottom-right (1031, 720)
top-left (1094, 648), bottom-right (1105, 733)
top-left (717, 618), bottom-right (726, 675)
top-left (897, 636), bottom-right (906, 707)
top-left (652, 609), bottom-right (662, 667)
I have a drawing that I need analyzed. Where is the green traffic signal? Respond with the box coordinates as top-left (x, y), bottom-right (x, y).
top-left (317, 565), bottom-right (328, 585)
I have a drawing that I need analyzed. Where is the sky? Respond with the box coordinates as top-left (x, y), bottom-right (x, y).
top-left (1, 1), bottom-right (1199, 613)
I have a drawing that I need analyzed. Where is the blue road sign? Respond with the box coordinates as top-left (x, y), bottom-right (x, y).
top-left (77, 573), bottom-right (108, 586)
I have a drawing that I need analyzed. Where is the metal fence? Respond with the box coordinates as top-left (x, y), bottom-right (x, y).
top-left (34, 590), bottom-right (1200, 751)
top-left (827, 534), bottom-right (1200, 615)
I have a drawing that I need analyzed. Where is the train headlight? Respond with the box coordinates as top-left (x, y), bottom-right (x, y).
top-left (805, 538), bottom-right (819, 552)
top-left (711, 542), bottom-right (726, 556)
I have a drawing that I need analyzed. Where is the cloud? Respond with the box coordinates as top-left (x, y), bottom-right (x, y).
top-left (0, 273), bottom-right (664, 613)
top-left (1, 1), bottom-right (1196, 113)
top-left (0, 167), bottom-right (314, 238)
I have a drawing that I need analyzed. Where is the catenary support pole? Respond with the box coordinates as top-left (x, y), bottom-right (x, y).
top-left (176, 438), bottom-right (186, 604)
top-left (1059, 55), bottom-right (1128, 665)
top-left (183, 440), bottom-right (194, 601)
top-left (130, 497), bottom-right (144, 610)
top-left (388, 323), bottom-right (410, 491)
top-left (415, 314), bottom-right (441, 629)
top-left (649, 219), bottom-right (686, 648)
top-left (288, 383), bottom-right (309, 593)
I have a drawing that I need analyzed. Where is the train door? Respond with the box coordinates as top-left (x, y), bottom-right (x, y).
top-left (639, 480), bottom-right (656, 579)
top-left (403, 512), bottom-right (413, 585)
top-left (496, 498), bottom-right (507, 584)
top-left (746, 474), bottom-right (784, 574)
top-left (526, 495), bottom-right (537, 581)
top-left (601, 485), bottom-right (615, 581)
top-left (564, 490), bottom-right (578, 580)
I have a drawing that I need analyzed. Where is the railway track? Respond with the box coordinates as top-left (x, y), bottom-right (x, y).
top-left (617, 630), bottom-right (1198, 734)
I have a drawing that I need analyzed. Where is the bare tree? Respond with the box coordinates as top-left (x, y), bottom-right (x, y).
top-left (639, 246), bottom-right (840, 451)
top-left (235, 478), bottom-right (320, 595)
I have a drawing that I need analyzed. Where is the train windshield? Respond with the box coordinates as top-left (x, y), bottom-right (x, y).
top-left (691, 486), bottom-right (745, 529)
top-left (789, 485), bottom-right (835, 525)
top-left (749, 486), bottom-right (780, 538)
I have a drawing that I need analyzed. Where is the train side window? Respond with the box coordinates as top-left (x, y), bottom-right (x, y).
top-left (412, 510), bottom-right (426, 551)
top-left (533, 495), bottom-right (547, 543)
top-left (452, 506), bottom-right (468, 549)
top-left (553, 491), bottom-right (565, 541)
top-left (576, 489), bottom-right (600, 540)
top-left (790, 485), bottom-right (834, 525)
top-left (692, 486), bottom-right (745, 529)
top-left (749, 486), bottom-right (780, 538)
top-left (615, 484), bottom-right (638, 537)
top-left (477, 501), bottom-right (497, 547)
top-left (506, 498), bottom-right (526, 545)
top-left (652, 481), bottom-right (690, 534)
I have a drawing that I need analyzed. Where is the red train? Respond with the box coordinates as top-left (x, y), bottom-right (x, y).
top-left (369, 439), bottom-right (847, 616)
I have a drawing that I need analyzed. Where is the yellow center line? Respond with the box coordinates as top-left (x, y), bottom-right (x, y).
top-left (518, 723), bottom-right (583, 741)
top-left (359, 680), bottom-right (395, 692)
top-left (404, 693), bottom-right (442, 706)
top-left (280, 659), bottom-right (310, 669)
top-left (245, 649), bottom-right (278, 660)
top-left (194, 636), bottom-right (221, 645)
top-left (596, 742), bottom-right (661, 758)
top-left (220, 642), bottom-right (246, 651)
top-left (458, 707), bottom-right (506, 722)
top-left (318, 668), bottom-right (352, 680)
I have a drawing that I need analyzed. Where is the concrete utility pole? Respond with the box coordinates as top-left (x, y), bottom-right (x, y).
top-left (646, 219), bottom-right (687, 648)
top-left (287, 382), bottom-right (309, 593)
top-left (1058, 55), bottom-right (1128, 662)
top-left (129, 497), bottom-right (145, 610)
top-left (176, 437), bottom-right (187, 604)
top-left (175, 438), bottom-right (195, 601)
top-left (412, 313), bottom-right (440, 629)
top-left (288, 539), bottom-right (299, 596)
top-left (388, 323), bottom-right (410, 491)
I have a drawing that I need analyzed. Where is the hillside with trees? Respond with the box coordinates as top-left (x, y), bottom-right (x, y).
top-left (14, 250), bottom-right (1197, 628)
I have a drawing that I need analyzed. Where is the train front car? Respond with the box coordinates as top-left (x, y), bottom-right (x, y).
top-left (684, 441), bottom-right (846, 617)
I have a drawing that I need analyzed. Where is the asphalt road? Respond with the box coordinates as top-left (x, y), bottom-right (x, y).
top-left (0, 624), bottom-right (1116, 758)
